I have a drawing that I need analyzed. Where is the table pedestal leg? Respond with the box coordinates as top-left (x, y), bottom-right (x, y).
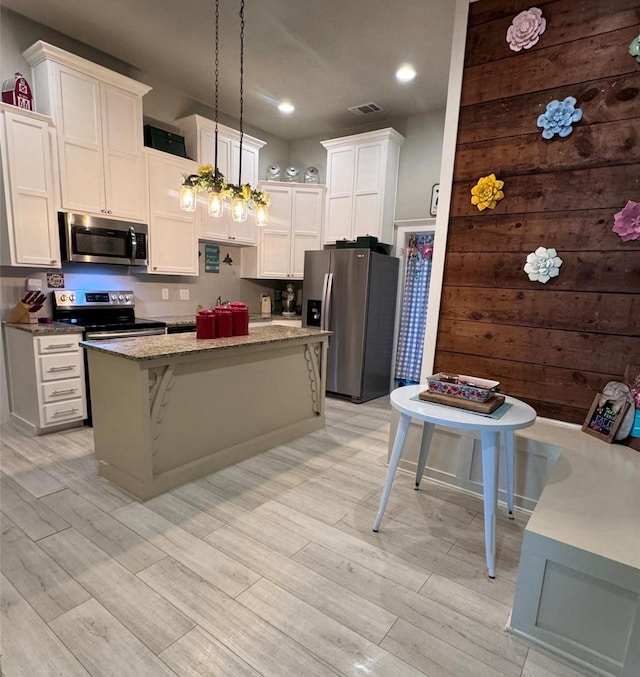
top-left (503, 431), bottom-right (515, 519)
top-left (415, 422), bottom-right (435, 489)
top-left (373, 413), bottom-right (410, 532)
top-left (480, 430), bottom-right (500, 579)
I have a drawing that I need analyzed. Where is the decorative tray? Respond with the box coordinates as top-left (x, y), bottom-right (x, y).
top-left (425, 373), bottom-right (500, 403)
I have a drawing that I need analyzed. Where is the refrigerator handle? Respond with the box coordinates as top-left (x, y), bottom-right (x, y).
top-left (320, 273), bottom-right (329, 330)
top-left (324, 272), bottom-right (334, 331)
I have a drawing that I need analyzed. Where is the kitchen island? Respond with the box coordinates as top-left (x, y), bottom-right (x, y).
top-left (82, 325), bottom-right (330, 499)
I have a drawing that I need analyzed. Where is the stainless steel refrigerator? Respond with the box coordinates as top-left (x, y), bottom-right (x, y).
top-left (302, 249), bottom-right (399, 403)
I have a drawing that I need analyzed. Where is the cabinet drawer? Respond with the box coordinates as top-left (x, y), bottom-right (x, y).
top-left (37, 335), bottom-right (80, 354)
top-left (39, 353), bottom-right (83, 381)
top-left (43, 399), bottom-right (85, 425)
top-left (41, 378), bottom-right (84, 403)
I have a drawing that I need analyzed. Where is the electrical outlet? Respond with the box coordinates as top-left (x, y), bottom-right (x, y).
top-left (161, 288), bottom-right (169, 300)
top-left (179, 289), bottom-right (190, 300)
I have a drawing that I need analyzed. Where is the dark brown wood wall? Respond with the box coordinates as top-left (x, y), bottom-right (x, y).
top-left (434, 0), bottom-right (640, 423)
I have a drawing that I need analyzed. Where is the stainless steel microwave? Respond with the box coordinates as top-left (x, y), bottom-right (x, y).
top-left (60, 212), bottom-right (148, 266)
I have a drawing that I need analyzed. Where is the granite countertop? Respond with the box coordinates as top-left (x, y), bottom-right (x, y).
top-left (81, 325), bottom-right (330, 362)
top-left (144, 314), bottom-right (302, 327)
top-left (3, 321), bottom-right (83, 335)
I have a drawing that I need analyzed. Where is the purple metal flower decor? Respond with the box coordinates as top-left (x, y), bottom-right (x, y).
top-left (506, 7), bottom-right (546, 52)
top-left (537, 97), bottom-right (582, 139)
top-left (613, 200), bottom-right (640, 242)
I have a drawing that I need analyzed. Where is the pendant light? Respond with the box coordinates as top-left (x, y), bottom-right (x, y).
top-left (179, 0), bottom-right (269, 224)
top-left (207, 0), bottom-right (224, 218)
top-left (232, 0), bottom-right (249, 223)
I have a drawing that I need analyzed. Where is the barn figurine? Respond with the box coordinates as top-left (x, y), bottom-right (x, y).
top-left (2, 72), bottom-right (33, 110)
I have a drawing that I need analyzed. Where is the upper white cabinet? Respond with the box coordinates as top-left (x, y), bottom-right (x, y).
top-left (146, 149), bottom-right (199, 276)
top-left (24, 41), bottom-right (151, 222)
top-left (321, 128), bottom-right (404, 245)
top-left (0, 104), bottom-right (61, 268)
top-left (177, 114), bottom-right (265, 245)
top-left (241, 182), bottom-right (324, 280)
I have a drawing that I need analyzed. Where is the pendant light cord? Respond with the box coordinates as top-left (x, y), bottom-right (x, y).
top-left (238, 0), bottom-right (245, 185)
top-left (214, 0), bottom-right (220, 172)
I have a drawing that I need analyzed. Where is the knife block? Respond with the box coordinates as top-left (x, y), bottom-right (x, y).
top-left (5, 302), bottom-right (38, 324)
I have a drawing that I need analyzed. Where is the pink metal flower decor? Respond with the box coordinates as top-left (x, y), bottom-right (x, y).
top-left (613, 200), bottom-right (640, 242)
top-left (506, 7), bottom-right (546, 52)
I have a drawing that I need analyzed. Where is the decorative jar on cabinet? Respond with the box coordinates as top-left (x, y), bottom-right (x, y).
top-left (24, 41), bottom-right (151, 222)
top-left (177, 114), bottom-right (266, 245)
top-left (321, 128), bottom-right (404, 245)
top-left (0, 104), bottom-right (61, 267)
top-left (240, 182), bottom-right (324, 280)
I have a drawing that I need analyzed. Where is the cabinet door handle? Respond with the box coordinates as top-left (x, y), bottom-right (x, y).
top-left (52, 408), bottom-right (79, 417)
top-left (48, 365), bottom-right (75, 372)
top-left (51, 388), bottom-right (77, 396)
top-left (153, 266), bottom-right (158, 270)
top-left (51, 259), bottom-right (57, 264)
top-left (101, 209), bottom-right (107, 214)
top-left (107, 210), bottom-right (112, 214)
top-left (45, 343), bottom-right (74, 349)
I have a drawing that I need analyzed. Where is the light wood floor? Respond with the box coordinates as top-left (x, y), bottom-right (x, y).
top-left (0, 396), bottom-right (592, 677)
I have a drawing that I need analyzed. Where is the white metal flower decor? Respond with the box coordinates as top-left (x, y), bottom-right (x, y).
top-left (524, 247), bottom-right (563, 283)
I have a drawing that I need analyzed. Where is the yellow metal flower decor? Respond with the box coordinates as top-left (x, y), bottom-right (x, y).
top-left (470, 174), bottom-right (505, 211)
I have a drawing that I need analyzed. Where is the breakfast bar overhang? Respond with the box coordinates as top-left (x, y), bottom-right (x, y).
top-left (82, 325), bottom-right (330, 500)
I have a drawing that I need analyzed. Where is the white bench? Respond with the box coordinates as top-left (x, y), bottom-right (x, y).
top-left (508, 420), bottom-right (640, 677)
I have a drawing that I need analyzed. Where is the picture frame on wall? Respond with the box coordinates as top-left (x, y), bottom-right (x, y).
top-left (581, 393), bottom-right (630, 443)
top-left (430, 183), bottom-right (439, 217)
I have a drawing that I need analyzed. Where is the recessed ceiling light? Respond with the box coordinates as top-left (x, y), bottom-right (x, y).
top-left (278, 101), bottom-right (295, 114)
top-left (396, 64), bottom-right (416, 83)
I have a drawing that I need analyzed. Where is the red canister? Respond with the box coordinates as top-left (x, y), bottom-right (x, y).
top-left (215, 305), bottom-right (233, 337)
top-left (196, 309), bottom-right (216, 339)
top-left (229, 301), bottom-right (249, 336)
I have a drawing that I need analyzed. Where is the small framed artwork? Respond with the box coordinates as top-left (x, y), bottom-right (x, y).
top-left (430, 183), bottom-right (439, 217)
top-left (581, 393), bottom-right (630, 443)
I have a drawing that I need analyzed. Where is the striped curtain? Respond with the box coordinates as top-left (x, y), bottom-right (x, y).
top-left (394, 233), bottom-right (434, 386)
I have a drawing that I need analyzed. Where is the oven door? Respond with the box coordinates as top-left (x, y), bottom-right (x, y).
top-left (61, 213), bottom-right (148, 266)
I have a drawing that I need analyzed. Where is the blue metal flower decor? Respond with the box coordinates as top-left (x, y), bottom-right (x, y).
top-left (536, 96), bottom-right (583, 139)
top-left (630, 34), bottom-right (640, 63)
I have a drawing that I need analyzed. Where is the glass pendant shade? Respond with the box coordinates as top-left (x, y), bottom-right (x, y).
top-left (180, 183), bottom-right (197, 212)
top-left (231, 196), bottom-right (248, 222)
top-left (207, 190), bottom-right (224, 217)
top-left (254, 204), bottom-right (269, 227)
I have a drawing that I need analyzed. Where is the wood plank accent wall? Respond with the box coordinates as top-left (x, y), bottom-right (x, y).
top-left (434, 0), bottom-right (640, 424)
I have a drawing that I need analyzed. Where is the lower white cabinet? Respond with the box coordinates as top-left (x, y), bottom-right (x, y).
top-left (241, 182), bottom-right (324, 279)
top-left (0, 104), bottom-right (61, 268)
top-left (146, 149), bottom-right (199, 276)
top-left (4, 327), bottom-right (87, 435)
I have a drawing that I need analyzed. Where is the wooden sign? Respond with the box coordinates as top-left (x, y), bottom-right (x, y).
top-left (582, 393), bottom-right (630, 443)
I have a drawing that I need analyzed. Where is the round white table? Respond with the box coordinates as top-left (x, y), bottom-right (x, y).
top-left (373, 384), bottom-right (537, 578)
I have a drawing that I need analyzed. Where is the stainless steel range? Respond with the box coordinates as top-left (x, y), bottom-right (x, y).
top-left (52, 290), bottom-right (166, 422)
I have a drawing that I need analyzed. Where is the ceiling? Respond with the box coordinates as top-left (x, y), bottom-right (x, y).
top-left (3, 0), bottom-right (456, 140)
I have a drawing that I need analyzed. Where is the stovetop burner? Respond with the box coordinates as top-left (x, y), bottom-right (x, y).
top-left (52, 289), bottom-right (166, 332)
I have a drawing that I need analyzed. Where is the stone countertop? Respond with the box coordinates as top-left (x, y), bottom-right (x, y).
top-left (81, 325), bottom-right (330, 362)
top-left (3, 321), bottom-right (83, 335)
top-left (143, 314), bottom-right (303, 327)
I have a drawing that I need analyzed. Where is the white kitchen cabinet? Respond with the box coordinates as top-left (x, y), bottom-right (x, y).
top-left (24, 41), bottom-right (151, 222)
top-left (146, 149), bottom-right (199, 276)
top-left (0, 104), bottom-right (61, 268)
top-left (321, 128), bottom-right (404, 245)
top-left (177, 114), bottom-right (265, 245)
top-left (4, 327), bottom-right (87, 435)
top-left (240, 182), bottom-right (324, 280)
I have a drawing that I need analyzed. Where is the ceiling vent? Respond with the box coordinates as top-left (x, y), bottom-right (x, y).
top-left (347, 102), bottom-right (383, 116)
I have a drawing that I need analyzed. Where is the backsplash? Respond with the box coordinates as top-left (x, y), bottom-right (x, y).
top-left (0, 242), bottom-right (302, 320)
